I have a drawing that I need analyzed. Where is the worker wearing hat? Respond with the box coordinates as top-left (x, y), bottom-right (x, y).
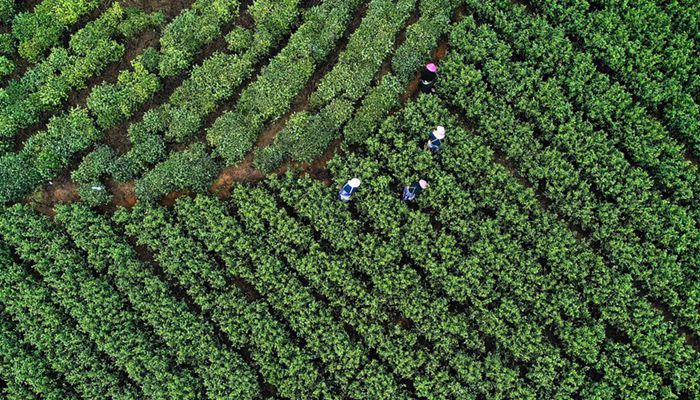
top-left (402, 179), bottom-right (428, 201)
top-left (338, 178), bottom-right (361, 201)
top-left (426, 126), bottom-right (445, 153)
top-left (420, 63), bottom-right (437, 94)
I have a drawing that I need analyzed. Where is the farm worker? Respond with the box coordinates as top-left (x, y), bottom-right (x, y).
top-left (338, 178), bottom-right (361, 201)
top-left (402, 179), bottom-right (428, 201)
top-left (420, 63), bottom-right (437, 94)
top-left (426, 126), bottom-right (446, 153)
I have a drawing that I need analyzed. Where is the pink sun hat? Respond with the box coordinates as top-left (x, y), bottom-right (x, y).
top-left (426, 63), bottom-right (437, 73)
top-left (419, 179), bottom-right (429, 189)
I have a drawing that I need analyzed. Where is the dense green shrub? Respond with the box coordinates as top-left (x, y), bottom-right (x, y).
top-left (0, 205), bottom-right (202, 399)
top-left (309, 0), bottom-right (417, 109)
top-left (72, 145), bottom-right (114, 206)
top-left (24, 108), bottom-right (99, 178)
top-left (344, 74), bottom-right (402, 144)
top-left (87, 60), bottom-right (160, 129)
top-left (12, 0), bottom-right (102, 62)
top-left (0, 0), bottom-right (14, 23)
top-left (0, 56), bottom-right (13, 77)
top-left (135, 143), bottom-right (219, 202)
top-left (158, 0), bottom-right (240, 77)
top-left (0, 3), bottom-right (158, 140)
top-left (71, 145), bottom-right (114, 184)
top-left (225, 27), bottom-right (253, 53)
top-left (118, 7), bottom-right (165, 37)
top-left (162, 52), bottom-right (250, 141)
top-left (208, 0), bottom-right (362, 163)
top-left (110, 112), bottom-right (168, 181)
top-left (0, 33), bottom-right (14, 54)
top-left (0, 107), bottom-right (99, 203)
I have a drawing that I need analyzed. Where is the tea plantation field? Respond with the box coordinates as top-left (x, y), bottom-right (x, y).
top-left (0, 0), bottom-right (699, 398)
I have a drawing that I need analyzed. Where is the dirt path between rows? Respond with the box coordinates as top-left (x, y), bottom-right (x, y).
top-left (28, 0), bottom-right (452, 215)
top-left (11, 0), bottom-right (198, 152)
top-left (211, 1), bottom-right (371, 197)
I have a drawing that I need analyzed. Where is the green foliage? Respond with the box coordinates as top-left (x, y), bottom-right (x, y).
top-left (309, 0), bottom-right (417, 109)
top-left (0, 204), bottom-right (197, 399)
top-left (12, 0), bottom-right (102, 62)
top-left (0, 249), bottom-right (143, 400)
top-left (87, 59), bottom-right (160, 129)
top-left (391, 0), bottom-right (453, 83)
top-left (55, 204), bottom-right (260, 400)
top-left (256, 98), bottom-right (353, 171)
top-left (175, 192), bottom-right (409, 400)
top-left (0, 0), bottom-right (14, 23)
top-left (0, 3), bottom-right (158, 140)
top-left (0, 33), bottom-right (14, 55)
top-left (209, 0), bottom-right (363, 163)
top-left (135, 143), bottom-right (219, 202)
top-left (116, 200), bottom-right (337, 399)
top-left (0, 107), bottom-right (99, 203)
top-left (72, 145), bottom-right (114, 206)
top-left (225, 27), bottom-right (253, 53)
top-left (110, 114), bottom-right (167, 181)
top-left (118, 7), bottom-right (165, 38)
top-left (72, 145), bottom-right (114, 184)
top-left (138, 46), bottom-right (160, 73)
top-left (25, 107), bottom-right (99, 178)
top-left (440, 17), bottom-right (700, 393)
top-left (344, 74), bottom-right (402, 144)
top-left (524, 0), bottom-right (700, 158)
top-left (0, 312), bottom-right (76, 400)
top-left (158, 0), bottom-right (240, 77)
top-left (162, 52), bottom-right (250, 141)
top-left (1, 0), bottom-right (699, 397)
top-left (0, 56), bottom-right (13, 77)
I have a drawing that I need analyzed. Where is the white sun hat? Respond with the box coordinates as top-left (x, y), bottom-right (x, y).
top-left (348, 178), bottom-right (361, 188)
top-left (433, 126), bottom-right (445, 140)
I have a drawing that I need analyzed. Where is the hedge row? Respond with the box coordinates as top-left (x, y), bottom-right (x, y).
top-left (527, 0), bottom-right (700, 159)
top-left (452, 7), bottom-right (700, 334)
top-left (11, 0), bottom-right (105, 62)
top-left (55, 204), bottom-right (260, 399)
top-left (207, 0), bottom-right (364, 164)
top-left (0, 205), bottom-right (202, 398)
top-left (0, 108), bottom-right (100, 202)
top-left (439, 26), bottom-right (700, 393)
top-left (464, 0), bottom-right (700, 223)
top-left (136, 0), bottom-right (301, 145)
top-left (0, 0), bottom-right (241, 203)
top-left (0, 3), bottom-right (162, 140)
top-left (0, 246), bottom-right (143, 399)
top-left (252, 177), bottom-right (527, 397)
top-left (157, 0), bottom-right (239, 77)
top-left (255, 0), bottom-right (420, 169)
top-left (338, 94), bottom-right (684, 397)
top-left (114, 203), bottom-right (341, 399)
top-left (256, 0), bottom-right (458, 170)
top-left (175, 194), bottom-right (410, 399)
top-left (0, 310), bottom-right (77, 400)
top-left (135, 143), bottom-right (219, 202)
top-left (77, 0), bottom-right (299, 199)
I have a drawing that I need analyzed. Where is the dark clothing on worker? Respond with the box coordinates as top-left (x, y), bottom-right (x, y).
top-left (338, 183), bottom-right (359, 201)
top-left (427, 131), bottom-right (443, 152)
top-left (402, 182), bottom-right (424, 201)
top-left (420, 68), bottom-right (436, 94)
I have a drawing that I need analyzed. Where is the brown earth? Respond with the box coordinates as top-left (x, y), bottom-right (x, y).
top-left (27, 0), bottom-right (451, 215)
